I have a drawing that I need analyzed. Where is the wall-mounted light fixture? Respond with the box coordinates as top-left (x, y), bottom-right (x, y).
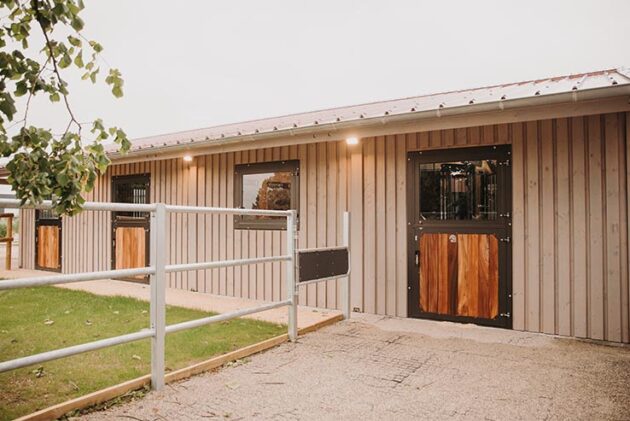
top-left (346, 137), bottom-right (359, 146)
top-left (183, 155), bottom-right (193, 162)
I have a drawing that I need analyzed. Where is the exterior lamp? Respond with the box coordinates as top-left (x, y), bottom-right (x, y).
top-left (346, 137), bottom-right (359, 145)
top-left (183, 155), bottom-right (193, 162)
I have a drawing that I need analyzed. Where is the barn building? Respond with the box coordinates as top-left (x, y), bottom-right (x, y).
top-left (15, 68), bottom-right (630, 343)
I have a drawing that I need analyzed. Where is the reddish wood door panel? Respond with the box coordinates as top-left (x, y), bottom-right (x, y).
top-left (419, 233), bottom-right (499, 319)
top-left (37, 225), bottom-right (60, 270)
top-left (115, 227), bottom-right (146, 280)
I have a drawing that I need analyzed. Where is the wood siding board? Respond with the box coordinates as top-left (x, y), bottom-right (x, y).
top-left (376, 137), bottom-right (386, 315)
top-left (226, 152), bottom-right (235, 297)
top-left (349, 141), bottom-right (363, 312)
top-left (212, 154), bottom-right (220, 295)
top-left (306, 143), bottom-right (318, 306)
top-left (587, 115), bottom-right (605, 340)
top-left (385, 135), bottom-right (397, 316)
top-left (219, 153), bottom-right (228, 296)
top-left (396, 134), bottom-right (407, 317)
top-left (511, 122), bottom-right (526, 330)
top-left (525, 120), bottom-right (541, 331)
top-left (298, 144), bottom-right (308, 306)
top-left (233, 152), bottom-right (242, 297)
top-left (482, 125), bottom-right (494, 145)
top-left (327, 142), bottom-right (338, 309)
top-left (541, 119), bottom-right (556, 334)
top-left (188, 159), bottom-right (198, 290)
top-left (197, 156), bottom-right (206, 292)
top-left (279, 147), bottom-right (290, 301)
top-left (571, 117), bottom-right (588, 338)
top-left (556, 118), bottom-right (572, 336)
top-left (604, 113), bottom-right (622, 342)
top-left (336, 141), bottom-right (348, 310)
top-left (316, 143), bottom-right (328, 308)
top-left (419, 132), bottom-right (429, 149)
top-left (363, 138), bottom-right (376, 314)
top-left (455, 127), bottom-right (467, 146)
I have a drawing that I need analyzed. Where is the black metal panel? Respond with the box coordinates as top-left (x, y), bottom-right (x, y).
top-left (298, 248), bottom-right (348, 283)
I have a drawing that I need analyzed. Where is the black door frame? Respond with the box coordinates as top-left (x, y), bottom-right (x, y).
top-left (34, 210), bottom-right (62, 272)
top-left (406, 145), bottom-right (512, 328)
top-left (111, 173), bottom-right (151, 283)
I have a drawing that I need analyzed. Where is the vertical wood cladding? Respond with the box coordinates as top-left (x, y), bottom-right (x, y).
top-left (19, 112), bottom-right (630, 342)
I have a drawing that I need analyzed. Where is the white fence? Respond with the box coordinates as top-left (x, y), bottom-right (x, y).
top-left (0, 199), bottom-right (350, 390)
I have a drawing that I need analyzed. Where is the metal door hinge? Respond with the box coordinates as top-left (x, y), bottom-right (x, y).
top-left (500, 312), bottom-right (511, 318)
top-left (500, 237), bottom-right (511, 243)
top-left (499, 159), bottom-right (510, 166)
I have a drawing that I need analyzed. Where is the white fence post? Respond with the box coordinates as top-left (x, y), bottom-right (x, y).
top-left (286, 210), bottom-right (298, 341)
top-left (150, 203), bottom-right (167, 390)
top-left (342, 212), bottom-right (351, 319)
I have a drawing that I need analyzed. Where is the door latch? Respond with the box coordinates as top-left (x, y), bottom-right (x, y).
top-left (415, 250), bottom-right (419, 266)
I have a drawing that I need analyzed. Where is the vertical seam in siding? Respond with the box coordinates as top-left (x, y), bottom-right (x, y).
top-left (600, 114), bottom-right (609, 340)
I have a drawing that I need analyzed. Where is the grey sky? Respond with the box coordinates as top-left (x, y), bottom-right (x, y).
top-left (27, 0), bottom-right (630, 140)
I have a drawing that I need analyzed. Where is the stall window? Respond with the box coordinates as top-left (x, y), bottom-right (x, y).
top-left (419, 160), bottom-right (498, 221)
top-left (234, 160), bottom-right (299, 230)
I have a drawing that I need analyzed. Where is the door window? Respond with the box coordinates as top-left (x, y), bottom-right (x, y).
top-left (419, 160), bottom-right (498, 221)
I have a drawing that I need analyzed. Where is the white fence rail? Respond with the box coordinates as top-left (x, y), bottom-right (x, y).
top-left (0, 199), bottom-right (350, 391)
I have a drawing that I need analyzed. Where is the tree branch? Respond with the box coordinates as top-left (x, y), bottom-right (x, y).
top-left (22, 56), bottom-right (51, 129)
top-left (32, 0), bottom-right (81, 136)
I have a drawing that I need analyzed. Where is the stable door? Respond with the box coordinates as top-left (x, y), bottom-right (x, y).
top-left (407, 146), bottom-right (512, 328)
top-left (35, 210), bottom-right (62, 271)
top-left (111, 174), bottom-right (150, 283)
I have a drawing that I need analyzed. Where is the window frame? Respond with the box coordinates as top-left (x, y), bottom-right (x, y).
top-left (111, 173), bottom-right (151, 224)
top-left (233, 160), bottom-right (300, 230)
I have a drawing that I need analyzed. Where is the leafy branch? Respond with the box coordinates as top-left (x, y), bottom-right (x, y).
top-left (0, 0), bottom-right (130, 215)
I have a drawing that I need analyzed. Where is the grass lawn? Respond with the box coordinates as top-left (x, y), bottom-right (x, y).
top-left (0, 286), bottom-right (286, 420)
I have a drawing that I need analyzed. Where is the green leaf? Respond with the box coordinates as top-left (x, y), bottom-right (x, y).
top-left (89, 40), bottom-right (103, 53)
top-left (71, 17), bottom-right (84, 32)
top-left (74, 52), bottom-right (84, 68)
top-left (112, 86), bottom-right (123, 98)
top-left (15, 81), bottom-right (28, 97)
top-left (59, 54), bottom-right (71, 69)
top-left (0, 95), bottom-right (16, 120)
top-left (68, 35), bottom-right (82, 47)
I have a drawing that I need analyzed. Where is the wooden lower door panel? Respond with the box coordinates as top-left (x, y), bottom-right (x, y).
top-left (37, 225), bottom-right (60, 270)
top-left (419, 233), bottom-right (499, 319)
top-left (115, 227), bottom-right (147, 281)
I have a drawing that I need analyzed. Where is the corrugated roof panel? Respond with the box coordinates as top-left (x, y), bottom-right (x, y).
top-left (117, 67), bottom-right (630, 153)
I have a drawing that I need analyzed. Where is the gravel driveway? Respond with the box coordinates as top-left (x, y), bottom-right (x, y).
top-left (82, 314), bottom-right (630, 420)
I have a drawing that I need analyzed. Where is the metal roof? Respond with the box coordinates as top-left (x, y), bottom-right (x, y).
top-left (113, 67), bottom-right (630, 154)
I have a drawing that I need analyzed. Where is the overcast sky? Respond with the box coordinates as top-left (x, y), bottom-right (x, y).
top-left (26, 0), bottom-right (630, 141)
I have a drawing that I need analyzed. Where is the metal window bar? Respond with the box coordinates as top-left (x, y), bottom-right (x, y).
top-left (0, 199), bottom-right (351, 392)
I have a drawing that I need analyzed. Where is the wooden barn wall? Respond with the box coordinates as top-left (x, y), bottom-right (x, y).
top-left (19, 111), bottom-right (630, 343)
top-left (510, 112), bottom-right (629, 343)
